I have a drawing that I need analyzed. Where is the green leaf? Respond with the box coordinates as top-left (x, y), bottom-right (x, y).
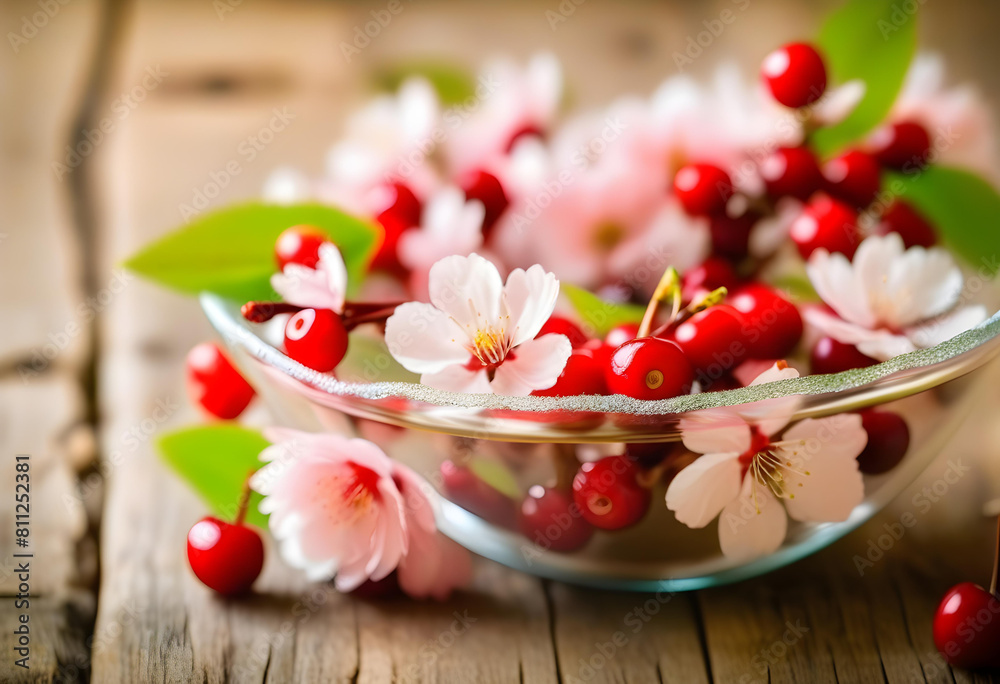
top-left (562, 284), bottom-right (645, 337)
top-left (888, 166), bottom-right (1000, 275)
top-left (468, 458), bottom-right (521, 500)
top-left (375, 61), bottom-right (476, 106)
top-left (813, 0), bottom-right (917, 156)
top-left (124, 203), bottom-right (381, 302)
top-left (158, 425), bottom-right (271, 529)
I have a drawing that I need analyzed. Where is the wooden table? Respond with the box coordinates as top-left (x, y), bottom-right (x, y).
top-left (4, 0), bottom-right (1000, 681)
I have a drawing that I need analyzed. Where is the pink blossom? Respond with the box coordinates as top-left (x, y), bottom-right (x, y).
top-left (270, 242), bottom-right (347, 313)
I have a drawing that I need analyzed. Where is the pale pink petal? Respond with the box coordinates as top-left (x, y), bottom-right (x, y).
top-left (803, 308), bottom-right (914, 361)
top-left (317, 243), bottom-right (348, 310)
top-left (489, 334), bottom-right (572, 396)
top-left (812, 80), bottom-right (865, 125)
top-left (503, 265), bottom-right (561, 347)
top-left (421, 365), bottom-right (493, 394)
top-left (718, 476), bottom-right (787, 560)
top-left (271, 264), bottom-right (343, 312)
top-left (680, 411), bottom-right (751, 455)
top-left (749, 363), bottom-right (800, 386)
top-left (384, 302), bottom-right (472, 374)
top-left (428, 254), bottom-right (504, 332)
top-left (807, 249), bottom-right (876, 327)
top-left (665, 452), bottom-right (742, 529)
top-left (908, 305), bottom-right (987, 348)
top-left (736, 396), bottom-right (802, 438)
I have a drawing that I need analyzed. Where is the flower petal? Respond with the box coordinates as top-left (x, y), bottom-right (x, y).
top-left (665, 452), bottom-right (742, 529)
top-left (503, 264), bottom-right (561, 347)
top-left (271, 264), bottom-right (343, 312)
top-left (421, 365), bottom-right (493, 394)
top-left (718, 476), bottom-right (787, 560)
top-left (489, 334), bottom-right (572, 396)
top-left (807, 248), bottom-right (876, 327)
top-left (384, 302), bottom-right (471, 374)
top-left (428, 253), bottom-right (504, 333)
top-left (803, 308), bottom-right (914, 361)
top-left (680, 410), bottom-right (752, 455)
top-left (908, 305), bottom-right (987, 349)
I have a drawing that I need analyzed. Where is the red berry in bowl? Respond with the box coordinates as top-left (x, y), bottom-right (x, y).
top-left (682, 258), bottom-right (739, 302)
top-left (284, 308), bottom-right (349, 372)
top-left (790, 194), bottom-right (861, 260)
top-left (761, 42), bottom-right (827, 108)
top-left (534, 348), bottom-right (607, 397)
top-left (440, 460), bottom-right (518, 530)
top-left (810, 337), bottom-right (878, 375)
top-left (822, 150), bottom-right (882, 209)
top-left (604, 323), bottom-right (640, 348)
top-left (729, 284), bottom-right (803, 359)
top-left (672, 305), bottom-right (747, 376)
top-left (462, 169), bottom-right (509, 234)
top-left (760, 146), bottom-right (823, 201)
top-left (877, 199), bottom-right (937, 249)
top-left (868, 120), bottom-right (932, 171)
top-left (187, 516), bottom-right (265, 595)
top-left (186, 342), bottom-right (256, 420)
top-left (537, 316), bottom-right (588, 348)
top-left (933, 582), bottom-right (1000, 669)
top-left (572, 455), bottom-right (651, 530)
top-left (372, 182), bottom-right (421, 272)
top-left (857, 410), bottom-right (910, 475)
top-left (519, 486), bottom-right (594, 552)
top-left (275, 225), bottom-right (327, 270)
top-left (710, 211), bottom-right (758, 261)
top-left (674, 163), bottom-right (733, 217)
top-left (605, 338), bottom-right (694, 400)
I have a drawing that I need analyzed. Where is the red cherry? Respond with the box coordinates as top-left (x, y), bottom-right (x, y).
top-left (810, 337), bottom-right (878, 375)
top-left (729, 284), bottom-right (803, 359)
top-left (440, 460), bottom-right (517, 530)
top-left (822, 150), bottom-right (882, 209)
top-left (534, 348), bottom-right (607, 397)
top-left (519, 485), bottom-right (594, 552)
top-left (710, 211), bottom-right (758, 261)
top-left (605, 337), bottom-right (694, 400)
top-left (187, 516), bottom-right (264, 595)
top-left (682, 258), bottom-right (739, 302)
top-left (857, 410), bottom-right (909, 474)
top-left (372, 183), bottom-right (421, 272)
top-left (283, 308), bottom-right (349, 372)
top-left (186, 343), bottom-right (256, 420)
top-left (933, 582), bottom-right (1000, 670)
top-left (275, 225), bottom-right (327, 270)
top-left (537, 316), bottom-right (588, 348)
top-left (462, 170), bottom-right (509, 235)
top-left (572, 455), bottom-right (651, 530)
top-left (868, 120), bottom-right (932, 171)
top-left (790, 194), bottom-right (861, 260)
top-left (761, 42), bottom-right (827, 108)
top-left (604, 323), bottom-right (640, 348)
top-left (760, 146), bottom-right (823, 201)
top-left (672, 305), bottom-right (748, 377)
top-left (877, 200), bottom-right (937, 249)
top-left (674, 163), bottom-right (733, 217)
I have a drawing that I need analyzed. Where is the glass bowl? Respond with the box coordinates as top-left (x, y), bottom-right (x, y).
top-left (201, 293), bottom-right (1000, 591)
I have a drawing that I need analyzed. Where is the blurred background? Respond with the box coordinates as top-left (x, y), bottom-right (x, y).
top-left (3, 0), bottom-right (1000, 680)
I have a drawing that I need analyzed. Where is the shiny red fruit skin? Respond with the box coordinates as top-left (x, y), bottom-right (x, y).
top-left (729, 284), bottom-right (803, 359)
top-left (672, 305), bottom-right (747, 376)
top-left (682, 258), bottom-right (739, 302)
top-left (810, 337), bottom-right (878, 375)
top-left (572, 455), bottom-right (651, 530)
top-left (857, 410), bottom-right (910, 474)
top-left (933, 582), bottom-right (1000, 670)
top-left (372, 183), bottom-right (421, 272)
top-left (604, 323), bottom-right (640, 348)
top-left (674, 163), bottom-right (733, 216)
top-left (878, 200), bottom-right (937, 248)
top-left (534, 348), bottom-right (607, 397)
top-left (605, 338), bottom-right (694, 400)
top-left (275, 225), bottom-right (327, 270)
top-left (790, 194), bottom-right (861, 260)
top-left (761, 146), bottom-right (823, 201)
top-left (520, 486), bottom-right (594, 552)
top-left (869, 120), bottom-right (932, 171)
top-left (822, 150), bottom-right (882, 209)
top-left (187, 517), bottom-right (264, 595)
top-left (462, 170), bottom-right (509, 235)
top-left (186, 343), bottom-right (255, 420)
top-left (283, 309), bottom-right (349, 372)
top-left (440, 460), bottom-right (518, 530)
top-left (710, 211), bottom-right (758, 261)
top-left (537, 316), bottom-right (588, 348)
top-left (761, 42), bottom-right (827, 108)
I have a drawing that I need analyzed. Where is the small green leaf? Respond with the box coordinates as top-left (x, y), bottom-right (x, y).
top-left (124, 203), bottom-right (381, 302)
top-left (158, 424), bottom-right (271, 529)
top-left (813, 0), bottom-right (917, 156)
top-left (888, 166), bottom-right (1000, 275)
top-left (375, 61), bottom-right (476, 106)
top-left (468, 458), bottom-right (521, 500)
top-left (562, 284), bottom-right (645, 337)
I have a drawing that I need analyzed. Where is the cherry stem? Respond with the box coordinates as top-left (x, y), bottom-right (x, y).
top-left (990, 515), bottom-right (1000, 597)
top-left (234, 471), bottom-right (254, 527)
top-left (242, 301), bottom-right (302, 322)
top-left (637, 267), bottom-right (681, 338)
top-left (241, 300), bottom-right (403, 329)
top-left (649, 286), bottom-right (728, 339)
